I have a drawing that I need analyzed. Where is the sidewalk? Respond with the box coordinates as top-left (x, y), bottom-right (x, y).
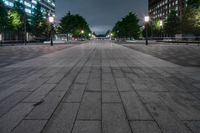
top-left (0, 40), bottom-right (200, 133)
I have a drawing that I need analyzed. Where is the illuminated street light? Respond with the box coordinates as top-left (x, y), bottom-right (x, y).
top-left (144, 16), bottom-right (150, 23)
top-left (81, 30), bottom-right (85, 34)
top-left (160, 20), bottom-right (163, 27)
top-left (144, 16), bottom-right (150, 45)
top-left (160, 20), bottom-right (163, 39)
top-left (48, 16), bottom-right (54, 46)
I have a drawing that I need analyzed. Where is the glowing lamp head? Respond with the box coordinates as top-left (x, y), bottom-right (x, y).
top-left (144, 16), bottom-right (150, 23)
top-left (48, 16), bottom-right (54, 23)
top-left (160, 20), bottom-right (163, 27)
top-left (81, 30), bottom-right (84, 34)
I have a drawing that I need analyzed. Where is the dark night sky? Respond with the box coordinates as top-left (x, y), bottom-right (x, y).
top-left (56, 0), bottom-right (148, 34)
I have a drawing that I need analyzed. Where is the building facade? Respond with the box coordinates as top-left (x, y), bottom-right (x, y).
top-left (149, 0), bottom-right (188, 20)
top-left (2, 0), bottom-right (55, 17)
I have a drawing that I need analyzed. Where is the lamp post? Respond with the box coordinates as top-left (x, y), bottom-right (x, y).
top-left (159, 20), bottom-right (163, 39)
top-left (81, 30), bottom-right (84, 40)
top-left (144, 16), bottom-right (150, 45)
top-left (48, 16), bottom-right (54, 46)
top-left (24, 10), bottom-right (27, 45)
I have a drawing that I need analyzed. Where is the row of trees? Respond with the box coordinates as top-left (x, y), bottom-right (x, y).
top-left (0, 0), bottom-right (51, 40)
top-left (111, 0), bottom-right (200, 40)
top-left (149, 0), bottom-right (200, 37)
top-left (57, 12), bottom-right (91, 39)
top-left (0, 0), bottom-right (92, 41)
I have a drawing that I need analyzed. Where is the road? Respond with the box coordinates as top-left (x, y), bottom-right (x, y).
top-left (0, 40), bottom-right (200, 133)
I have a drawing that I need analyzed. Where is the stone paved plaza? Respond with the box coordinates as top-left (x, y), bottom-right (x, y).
top-left (0, 40), bottom-right (200, 133)
top-left (0, 45), bottom-right (72, 68)
top-left (123, 43), bottom-right (200, 67)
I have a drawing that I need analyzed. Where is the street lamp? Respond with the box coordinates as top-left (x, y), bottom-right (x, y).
top-left (48, 16), bottom-right (54, 46)
top-left (144, 16), bottom-right (150, 45)
top-left (81, 30), bottom-right (84, 40)
top-left (160, 20), bottom-right (163, 39)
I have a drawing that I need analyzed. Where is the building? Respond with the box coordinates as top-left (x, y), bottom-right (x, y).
top-left (149, 0), bottom-right (188, 20)
top-left (2, 0), bottom-right (55, 17)
top-left (1, 0), bottom-right (55, 42)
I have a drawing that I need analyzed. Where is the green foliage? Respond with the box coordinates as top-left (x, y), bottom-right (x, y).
top-left (31, 2), bottom-right (49, 37)
top-left (57, 12), bottom-right (91, 38)
top-left (182, 7), bottom-right (200, 35)
top-left (164, 10), bottom-right (181, 37)
top-left (112, 12), bottom-right (140, 39)
top-left (0, 0), bottom-right (8, 32)
top-left (187, 0), bottom-right (200, 8)
top-left (8, 1), bottom-right (25, 31)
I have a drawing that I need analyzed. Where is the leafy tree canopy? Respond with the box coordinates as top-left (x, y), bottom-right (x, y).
top-left (31, 2), bottom-right (49, 37)
top-left (8, 1), bottom-right (25, 30)
top-left (187, 0), bottom-right (200, 8)
top-left (57, 12), bottom-right (91, 37)
top-left (0, 0), bottom-right (8, 31)
top-left (164, 10), bottom-right (181, 36)
top-left (112, 12), bottom-right (141, 39)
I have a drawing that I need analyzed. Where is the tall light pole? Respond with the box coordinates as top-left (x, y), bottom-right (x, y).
top-left (81, 30), bottom-right (84, 40)
top-left (24, 6), bottom-right (27, 45)
top-left (160, 20), bottom-right (163, 39)
top-left (144, 16), bottom-right (150, 45)
top-left (48, 16), bottom-right (54, 46)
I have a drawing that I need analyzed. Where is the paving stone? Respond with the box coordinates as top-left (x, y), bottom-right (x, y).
top-left (102, 82), bottom-right (118, 92)
top-left (130, 121), bottom-right (162, 133)
top-left (115, 78), bottom-right (133, 91)
top-left (86, 79), bottom-right (101, 91)
top-left (75, 73), bottom-right (90, 84)
top-left (159, 92), bottom-right (200, 120)
top-left (112, 69), bottom-right (124, 78)
top-left (102, 103), bottom-right (132, 133)
top-left (63, 84), bottom-right (86, 103)
top-left (139, 92), bottom-right (192, 133)
top-left (43, 103), bottom-right (79, 133)
top-left (120, 92), bottom-right (153, 120)
top-left (0, 84), bottom-right (26, 102)
top-left (12, 120), bottom-right (47, 133)
top-left (184, 121), bottom-right (200, 133)
top-left (72, 121), bottom-right (101, 133)
top-left (102, 92), bottom-right (121, 103)
top-left (23, 84), bottom-right (56, 103)
top-left (0, 103), bottom-right (33, 133)
top-left (102, 73), bottom-right (115, 83)
top-left (20, 78), bottom-right (49, 92)
top-left (46, 73), bottom-right (65, 84)
top-left (77, 92), bottom-right (101, 120)
top-left (53, 78), bottom-right (72, 91)
top-left (0, 92), bottom-right (30, 117)
top-left (26, 91), bottom-right (65, 120)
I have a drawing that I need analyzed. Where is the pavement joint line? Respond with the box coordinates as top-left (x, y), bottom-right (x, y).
top-left (110, 56), bottom-right (134, 133)
top-left (116, 46), bottom-right (164, 133)
top-left (41, 46), bottom-right (95, 133)
top-left (11, 44), bottom-right (95, 133)
top-left (69, 48), bottom-right (97, 133)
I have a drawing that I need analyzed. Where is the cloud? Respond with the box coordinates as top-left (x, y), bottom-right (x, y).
top-left (56, 0), bottom-right (148, 34)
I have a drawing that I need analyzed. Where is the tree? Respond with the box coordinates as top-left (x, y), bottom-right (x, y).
top-left (0, 0), bottom-right (8, 32)
top-left (182, 0), bottom-right (200, 35)
top-left (187, 0), bottom-right (200, 8)
top-left (112, 12), bottom-right (140, 39)
top-left (57, 12), bottom-right (91, 39)
top-left (31, 2), bottom-right (48, 37)
top-left (164, 10), bottom-right (181, 37)
top-left (8, 1), bottom-right (25, 31)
